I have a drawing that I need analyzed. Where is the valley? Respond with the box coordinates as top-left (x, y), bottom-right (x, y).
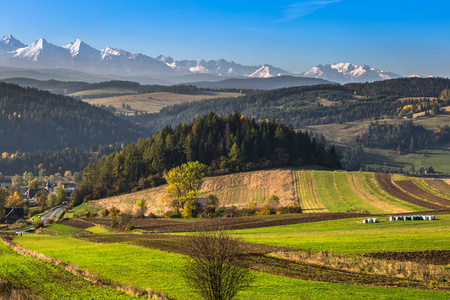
top-left (1, 77), bottom-right (450, 300)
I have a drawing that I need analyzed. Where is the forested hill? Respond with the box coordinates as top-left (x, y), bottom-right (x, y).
top-left (0, 83), bottom-right (144, 152)
top-left (72, 112), bottom-right (341, 203)
top-left (0, 78), bottom-right (244, 98)
top-left (137, 78), bottom-right (450, 132)
top-left (345, 77), bottom-right (450, 98)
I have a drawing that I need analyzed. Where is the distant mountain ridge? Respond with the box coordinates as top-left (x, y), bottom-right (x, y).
top-left (0, 35), bottom-right (293, 80)
top-left (1, 35), bottom-right (409, 84)
top-left (303, 63), bottom-right (403, 83)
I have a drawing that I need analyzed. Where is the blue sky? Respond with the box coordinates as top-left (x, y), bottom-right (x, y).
top-left (1, 0), bottom-right (449, 77)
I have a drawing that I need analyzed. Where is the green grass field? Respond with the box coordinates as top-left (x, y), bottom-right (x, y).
top-left (233, 214), bottom-right (450, 254)
top-left (14, 234), bottom-right (450, 300)
top-left (0, 241), bottom-right (137, 299)
top-left (293, 170), bottom-right (327, 212)
top-left (315, 171), bottom-right (352, 212)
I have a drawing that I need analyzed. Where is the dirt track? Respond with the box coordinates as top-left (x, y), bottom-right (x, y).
top-left (375, 174), bottom-right (443, 210)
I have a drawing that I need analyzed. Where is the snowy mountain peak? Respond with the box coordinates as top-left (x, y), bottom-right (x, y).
top-left (0, 34), bottom-right (26, 49)
top-left (250, 65), bottom-right (279, 78)
top-left (304, 63), bottom-right (402, 83)
top-left (157, 55), bottom-right (174, 64)
top-left (63, 39), bottom-right (99, 58)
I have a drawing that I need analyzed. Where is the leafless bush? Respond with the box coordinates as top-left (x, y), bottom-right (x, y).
top-left (183, 230), bottom-right (253, 300)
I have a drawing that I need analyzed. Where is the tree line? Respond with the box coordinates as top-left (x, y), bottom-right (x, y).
top-left (71, 112), bottom-right (341, 205)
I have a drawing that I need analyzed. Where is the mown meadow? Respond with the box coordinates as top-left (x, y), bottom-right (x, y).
top-left (232, 214), bottom-right (450, 254)
top-left (0, 240), bottom-right (138, 299)
top-left (13, 231), bottom-right (450, 300)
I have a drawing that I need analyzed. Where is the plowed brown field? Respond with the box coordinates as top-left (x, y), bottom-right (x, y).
top-left (425, 180), bottom-right (450, 197)
top-left (79, 212), bottom-right (371, 233)
top-left (395, 180), bottom-right (450, 208)
top-left (364, 250), bottom-right (450, 266)
top-left (375, 174), bottom-right (442, 210)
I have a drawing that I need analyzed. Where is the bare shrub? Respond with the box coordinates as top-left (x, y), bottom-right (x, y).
top-left (182, 230), bottom-right (253, 300)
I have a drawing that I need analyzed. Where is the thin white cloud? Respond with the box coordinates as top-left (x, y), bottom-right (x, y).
top-left (241, 26), bottom-right (275, 34)
top-left (278, 0), bottom-right (342, 22)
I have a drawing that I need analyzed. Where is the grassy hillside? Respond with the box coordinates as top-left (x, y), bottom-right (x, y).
top-left (304, 112), bottom-right (450, 173)
top-left (84, 91), bottom-right (242, 114)
top-left (0, 240), bottom-right (137, 299)
top-left (89, 168), bottom-right (450, 215)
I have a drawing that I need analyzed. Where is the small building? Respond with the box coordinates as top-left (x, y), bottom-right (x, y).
top-left (4, 207), bottom-right (24, 224)
top-left (24, 188), bottom-right (43, 200)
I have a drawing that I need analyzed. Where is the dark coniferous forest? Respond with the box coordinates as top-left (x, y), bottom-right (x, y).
top-left (0, 83), bottom-right (144, 152)
top-left (71, 112), bottom-right (341, 204)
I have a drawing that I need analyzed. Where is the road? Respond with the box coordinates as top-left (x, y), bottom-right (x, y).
top-left (39, 205), bottom-right (66, 224)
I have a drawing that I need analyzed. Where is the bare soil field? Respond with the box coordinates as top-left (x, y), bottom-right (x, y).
top-left (395, 180), bottom-right (450, 208)
top-left (59, 218), bottom-right (97, 229)
top-left (425, 179), bottom-right (450, 196)
top-left (363, 250), bottom-right (450, 266)
top-left (79, 212), bottom-right (371, 233)
top-left (375, 174), bottom-right (442, 210)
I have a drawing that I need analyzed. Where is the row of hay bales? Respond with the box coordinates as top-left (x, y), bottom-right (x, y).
top-left (389, 215), bottom-right (435, 221)
top-left (362, 218), bottom-right (378, 224)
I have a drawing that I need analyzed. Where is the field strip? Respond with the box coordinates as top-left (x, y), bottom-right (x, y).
top-left (357, 172), bottom-right (421, 212)
top-left (334, 172), bottom-right (384, 213)
top-left (414, 178), bottom-right (450, 200)
top-left (376, 173), bottom-right (443, 210)
top-left (425, 179), bottom-right (450, 197)
top-left (309, 171), bottom-right (327, 212)
top-left (415, 178), bottom-right (450, 200)
top-left (332, 172), bottom-right (350, 208)
top-left (315, 171), bottom-right (351, 212)
top-left (409, 177), bottom-right (450, 200)
top-left (395, 180), bottom-right (450, 208)
top-left (293, 170), bottom-right (327, 213)
top-left (347, 172), bottom-right (405, 213)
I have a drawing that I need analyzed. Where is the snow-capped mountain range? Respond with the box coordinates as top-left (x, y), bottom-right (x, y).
top-left (0, 35), bottom-right (406, 83)
top-left (302, 63), bottom-right (403, 83)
